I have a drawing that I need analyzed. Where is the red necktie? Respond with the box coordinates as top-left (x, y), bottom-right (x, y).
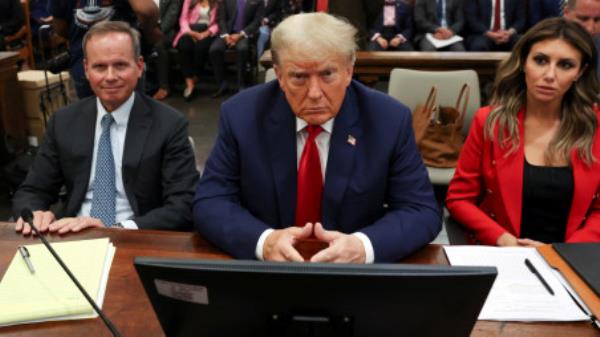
top-left (316, 0), bottom-right (328, 12)
top-left (493, 0), bottom-right (501, 31)
top-left (295, 125), bottom-right (323, 227)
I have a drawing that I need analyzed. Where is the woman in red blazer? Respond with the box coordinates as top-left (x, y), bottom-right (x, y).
top-left (446, 17), bottom-right (600, 246)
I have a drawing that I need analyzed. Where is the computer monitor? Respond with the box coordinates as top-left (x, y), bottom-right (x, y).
top-left (134, 258), bottom-right (496, 337)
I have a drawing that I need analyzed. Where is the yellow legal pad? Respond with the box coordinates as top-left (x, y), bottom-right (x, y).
top-left (0, 238), bottom-right (114, 326)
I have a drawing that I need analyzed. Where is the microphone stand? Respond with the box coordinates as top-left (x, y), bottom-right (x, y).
top-left (21, 210), bottom-right (121, 337)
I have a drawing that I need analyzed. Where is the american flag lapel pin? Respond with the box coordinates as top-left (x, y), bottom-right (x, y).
top-left (347, 135), bottom-right (356, 146)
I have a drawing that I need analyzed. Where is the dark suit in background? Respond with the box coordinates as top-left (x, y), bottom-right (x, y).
top-left (368, 0), bottom-right (415, 51)
top-left (12, 94), bottom-right (199, 230)
top-left (528, 0), bottom-right (561, 28)
top-left (0, 0), bottom-right (24, 50)
top-left (209, 0), bottom-right (264, 91)
top-left (150, 0), bottom-right (182, 95)
top-left (256, 0), bottom-right (302, 61)
top-left (194, 80), bottom-right (441, 262)
top-left (464, 0), bottom-right (525, 51)
top-left (414, 0), bottom-right (466, 51)
top-left (329, 0), bottom-right (384, 49)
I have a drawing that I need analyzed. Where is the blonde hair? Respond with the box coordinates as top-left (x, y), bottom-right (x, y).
top-left (271, 12), bottom-right (358, 66)
top-left (486, 17), bottom-right (599, 166)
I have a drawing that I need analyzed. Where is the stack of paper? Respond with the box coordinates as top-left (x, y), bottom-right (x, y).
top-left (425, 33), bottom-right (464, 49)
top-left (444, 246), bottom-right (590, 321)
top-left (0, 238), bottom-right (115, 326)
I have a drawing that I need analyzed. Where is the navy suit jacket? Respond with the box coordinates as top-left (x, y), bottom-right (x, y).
top-left (464, 0), bottom-right (525, 35)
top-left (194, 80), bottom-right (441, 262)
top-left (528, 0), bottom-right (561, 28)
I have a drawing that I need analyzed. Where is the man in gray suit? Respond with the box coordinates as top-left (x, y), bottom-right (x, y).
top-left (414, 0), bottom-right (466, 51)
top-left (14, 21), bottom-right (199, 234)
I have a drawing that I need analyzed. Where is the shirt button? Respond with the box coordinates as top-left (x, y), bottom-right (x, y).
top-left (486, 188), bottom-right (493, 195)
top-left (491, 160), bottom-right (496, 166)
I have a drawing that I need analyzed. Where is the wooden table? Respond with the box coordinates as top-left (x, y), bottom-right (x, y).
top-left (0, 222), bottom-right (597, 337)
top-left (259, 50), bottom-right (510, 86)
top-left (0, 52), bottom-right (27, 151)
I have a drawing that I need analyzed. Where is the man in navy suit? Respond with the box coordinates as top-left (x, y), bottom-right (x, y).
top-left (464, 0), bottom-right (526, 51)
top-left (194, 13), bottom-right (441, 263)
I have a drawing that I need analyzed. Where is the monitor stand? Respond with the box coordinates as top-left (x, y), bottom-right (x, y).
top-left (269, 313), bottom-right (353, 337)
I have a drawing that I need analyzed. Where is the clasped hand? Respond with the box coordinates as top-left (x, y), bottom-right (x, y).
top-left (263, 222), bottom-right (366, 263)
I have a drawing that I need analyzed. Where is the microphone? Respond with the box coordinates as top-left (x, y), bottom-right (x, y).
top-left (20, 209), bottom-right (121, 337)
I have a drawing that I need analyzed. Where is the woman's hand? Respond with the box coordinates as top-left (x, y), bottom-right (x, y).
top-left (496, 232), bottom-right (518, 246)
top-left (517, 238), bottom-right (544, 247)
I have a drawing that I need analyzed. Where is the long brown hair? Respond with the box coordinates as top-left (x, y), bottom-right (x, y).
top-left (486, 17), bottom-right (599, 166)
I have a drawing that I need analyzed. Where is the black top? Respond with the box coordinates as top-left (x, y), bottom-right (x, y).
top-left (520, 159), bottom-right (573, 243)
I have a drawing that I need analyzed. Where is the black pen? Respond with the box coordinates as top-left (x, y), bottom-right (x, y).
top-left (18, 245), bottom-right (35, 274)
top-left (525, 258), bottom-right (554, 296)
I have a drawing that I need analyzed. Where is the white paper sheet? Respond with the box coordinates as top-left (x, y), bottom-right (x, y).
top-left (444, 246), bottom-right (590, 321)
top-left (425, 33), bottom-right (464, 49)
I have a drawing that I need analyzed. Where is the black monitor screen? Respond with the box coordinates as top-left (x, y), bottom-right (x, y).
top-left (134, 258), bottom-right (496, 337)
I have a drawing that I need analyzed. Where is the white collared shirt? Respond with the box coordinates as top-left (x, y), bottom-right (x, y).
top-left (255, 117), bottom-right (375, 263)
top-left (490, 0), bottom-right (506, 31)
top-left (78, 93), bottom-right (137, 229)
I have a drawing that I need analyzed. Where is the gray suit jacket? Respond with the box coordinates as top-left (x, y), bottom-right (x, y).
top-left (414, 0), bottom-right (464, 43)
top-left (12, 93), bottom-right (199, 230)
top-left (159, 0), bottom-right (182, 41)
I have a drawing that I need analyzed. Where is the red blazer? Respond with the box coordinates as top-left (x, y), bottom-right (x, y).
top-left (446, 106), bottom-right (600, 245)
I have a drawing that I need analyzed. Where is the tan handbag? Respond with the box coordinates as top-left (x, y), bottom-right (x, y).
top-left (412, 84), bottom-right (470, 168)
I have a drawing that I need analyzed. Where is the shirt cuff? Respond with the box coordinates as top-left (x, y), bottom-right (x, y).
top-left (353, 232), bottom-right (374, 263)
top-left (256, 228), bottom-right (274, 260)
top-left (120, 220), bottom-right (138, 230)
top-left (395, 34), bottom-right (405, 40)
top-left (371, 33), bottom-right (381, 41)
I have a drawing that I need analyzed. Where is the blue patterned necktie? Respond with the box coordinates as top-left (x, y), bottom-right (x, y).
top-left (90, 114), bottom-right (116, 227)
top-left (437, 0), bottom-right (443, 26)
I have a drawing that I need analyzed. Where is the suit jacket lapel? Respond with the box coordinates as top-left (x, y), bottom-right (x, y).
top-left (495, 109), bottom-right (524, 236)
top-left (322, 85), bottom-right (361, 229)
top-left (69, 98), bottom-right (97, 215)
top-left (265, 90), bottom-right (297, 228)
top-left (566, 150), bottom-right (597, 238)
top-left (484, 0), bottom-right (492, 26)
top-left (122, 94), bottom-right (153, 215)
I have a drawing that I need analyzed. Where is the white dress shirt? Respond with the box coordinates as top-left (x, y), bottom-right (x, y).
top-left (490, 0), bottom-right (506, 31)
top-left (78, 93), bottom-right (137, 229)
top-left (255, 117), bottom-right (375, 263)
